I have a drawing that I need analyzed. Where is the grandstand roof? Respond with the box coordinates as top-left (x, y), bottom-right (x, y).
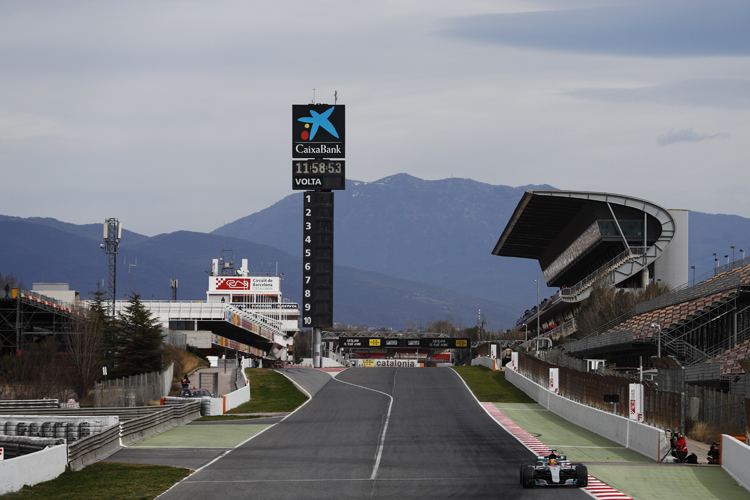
top-left (492, 190), bottom-right (668, 259)
top-left (492, 191), bottom-right (589, 259)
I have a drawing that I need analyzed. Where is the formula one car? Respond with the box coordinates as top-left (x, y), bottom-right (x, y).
top-left (519, 451), bottom-right (588, 488)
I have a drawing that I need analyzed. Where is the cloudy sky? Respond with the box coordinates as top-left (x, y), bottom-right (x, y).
top-left (1, 0), bottom-right (748, 236)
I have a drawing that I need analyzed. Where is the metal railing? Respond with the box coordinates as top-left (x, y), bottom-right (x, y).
top-left (561, 247), bottom-right (646, 299)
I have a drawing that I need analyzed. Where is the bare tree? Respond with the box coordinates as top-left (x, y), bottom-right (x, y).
top-left (65, 307), bottom-right (105, 399)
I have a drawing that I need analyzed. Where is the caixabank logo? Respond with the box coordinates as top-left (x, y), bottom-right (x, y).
top-left (292, 104), bottom-right (345, 158)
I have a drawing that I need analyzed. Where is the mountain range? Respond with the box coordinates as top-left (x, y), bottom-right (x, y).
top-left (2, 174), bottom-right (749, 330)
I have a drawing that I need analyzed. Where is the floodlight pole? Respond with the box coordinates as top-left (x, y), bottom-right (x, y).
top-left (536, 277), bottom-right (540, 348)
top-left (101, 218), bottom-right (122, 319)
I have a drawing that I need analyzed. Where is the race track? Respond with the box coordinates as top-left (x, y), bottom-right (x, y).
top-left (157, 368), bottom-right (591, 499)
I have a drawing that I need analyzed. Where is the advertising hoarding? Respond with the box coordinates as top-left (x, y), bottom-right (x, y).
top-left (209, 277), bottom-right (280, 293)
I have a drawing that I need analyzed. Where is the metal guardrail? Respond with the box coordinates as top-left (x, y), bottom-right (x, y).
top-left (0, 399), bottom-right (59, 409)
top-left (561, 247), bottom-right (646, 299)
top-left (67, 424), bottom-right (121, 467)
top-left (66, 400), bottom-right (201, 470)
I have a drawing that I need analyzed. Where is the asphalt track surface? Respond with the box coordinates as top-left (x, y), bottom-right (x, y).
top-left (155, 368), bottom-right (591, 500)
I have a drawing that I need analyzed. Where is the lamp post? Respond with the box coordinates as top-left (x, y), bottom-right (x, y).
top-left (725, 255), bottom-right (729, 266)
top-left (522, 323), bottom-right (527, 343)
top-left (742, 249), bottom-right (746, 261)
top-left (651, 322), bottom-right (661, 358)
top-left (691, 266), bottom-right (695, 287)
top-left (731, 246), bottom-right (735, 262)
top-left (535, 277), bottom-right (540, 342)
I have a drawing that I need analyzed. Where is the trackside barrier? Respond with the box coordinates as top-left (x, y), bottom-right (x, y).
top-left (505, 367), bottom-right (669, 462)
top-left (0, 441), bottom-right (67, 495)
top-left (471, 357), bottom-right (500, 371)
top-left (721, 435), bottom-right (750, 492)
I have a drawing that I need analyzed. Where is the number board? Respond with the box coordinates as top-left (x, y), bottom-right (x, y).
top-left (292, 160), bottom-right (345, 190)
top-left (303, 191), bottom-right (334, 328)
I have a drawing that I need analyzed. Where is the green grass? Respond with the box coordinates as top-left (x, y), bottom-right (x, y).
top-left (1, 463), bottom-right (190, 500)
top-left (452, 366), bottom-right (535, 403)
top-left (227, 368), bottom-right (308, 414)
top-left (194, 414), bottom-right (268, 422)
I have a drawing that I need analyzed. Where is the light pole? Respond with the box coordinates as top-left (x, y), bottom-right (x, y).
top-left (742, 249), bottom-right (746, 261)
top-left (522, 323), bottom-right (527, 343)
top-left (651, 322), bottom-right (661, 358)
top-left (725, 255), bottom-right (729, 265)
top-left (731, 246), bottom-right (735, 262)
top-left (691, 266), bottom-right (695, 287)
top-left (535, 277), bottom-right (540, 346)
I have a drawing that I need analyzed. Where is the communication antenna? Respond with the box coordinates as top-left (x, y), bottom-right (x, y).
top-left (334, 90), bottom-right (338, 105)
top-left (100, 218), bottom-right (122, 318)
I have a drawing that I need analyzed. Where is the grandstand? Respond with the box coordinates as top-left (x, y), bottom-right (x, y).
top-left (0, 287), bottom-right (85, 355)
top-left (493, 190), bottom-right (688, 341)
top-left (493, 189), bottom-right (750, 385)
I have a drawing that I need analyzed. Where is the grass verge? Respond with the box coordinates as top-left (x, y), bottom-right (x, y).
top-left (1, 462), bottom-right (190, 500)
top-left (194, 414), bottom-right (268, 422)
top-left (227, 368), bottom-right (308, 414)
top-left (452, 366), bottom-right (535, 403)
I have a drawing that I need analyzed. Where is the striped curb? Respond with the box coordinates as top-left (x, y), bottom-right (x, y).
top-left (481, 403), bottom-right (633, 500)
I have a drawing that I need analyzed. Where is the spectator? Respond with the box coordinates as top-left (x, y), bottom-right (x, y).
top-left (708, 443), bottom-right (720, 464)
top-left (4, 284), bottom-right (9, 298)
top-left (181, 374), bottom-right (190, 389)
top-left (671, 433), bottom-right (688, 463)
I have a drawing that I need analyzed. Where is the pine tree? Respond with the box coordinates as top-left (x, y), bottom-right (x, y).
top-left (90, 284), bottom-right (121, 372)
top-left (115, 293), bottom-right (164, 377)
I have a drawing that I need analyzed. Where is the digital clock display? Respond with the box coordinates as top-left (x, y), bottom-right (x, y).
top-left (292, 161), bottom-right (346, 190)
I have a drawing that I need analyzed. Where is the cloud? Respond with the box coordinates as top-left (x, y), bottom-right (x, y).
top-left (444, 1), bottom-right (750, 58)
top-left (567, 79), bottom-right (750, 108)
top-left (656, 128), bottom-right (730, 146)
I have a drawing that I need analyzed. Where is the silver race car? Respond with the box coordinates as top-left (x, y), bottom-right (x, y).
top-left (519, 451), bottom-right (588, 488)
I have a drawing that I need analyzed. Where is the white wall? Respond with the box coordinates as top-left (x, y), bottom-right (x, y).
top-left (721, 435), bottom-right (750, 492)
top-left (223, 386), bottom-right (250, 412)
top-left (506, 367), bottom-right (668, 461)
top-left (471, 357), bottom-right (497, 370)
top-left (655, 209), bottom-right (689, 288)
top-left (0, 444), bottom-right (67, 495)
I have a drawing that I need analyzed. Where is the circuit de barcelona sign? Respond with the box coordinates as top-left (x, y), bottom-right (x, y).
top-left (292, 104), bottom-right (345, 159)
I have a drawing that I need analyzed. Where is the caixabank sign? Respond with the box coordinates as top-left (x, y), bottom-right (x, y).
top-left (292, 104), bottom-right (345, 158)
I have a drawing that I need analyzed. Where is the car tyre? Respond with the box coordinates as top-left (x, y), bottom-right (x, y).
top-left (521, 465), bottom-right (535, 489)
top-left (575, 465), bottom-right (588, 487)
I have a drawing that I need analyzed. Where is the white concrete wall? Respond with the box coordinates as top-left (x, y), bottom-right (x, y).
top-left (721, 435), bottom-right (750, 492)
top-left (185, 330), bottom-right (213, 349)
top-left (506, 368), bottom-right (668, 461)
top-left (223, 385), bottom-right (250, 412)
top-left (655, 209), bottom-right (689, 288)
top-left (0, 444), bottom-right (67, 495)
top-left (471, 357), bottom-right (497, 370)
top-left (207, 398), bottom-right (224, 416)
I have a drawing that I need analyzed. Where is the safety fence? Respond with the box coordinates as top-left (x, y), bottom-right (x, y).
top-left (519, 352), bottom-right (681, 430)
top-left (687, 384), bottom-right (746, 435)
top-left (94, 362), bottom-right (174, 407)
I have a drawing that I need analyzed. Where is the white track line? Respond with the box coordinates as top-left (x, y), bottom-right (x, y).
top-left (333, 376), bottom-right (394, 480)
